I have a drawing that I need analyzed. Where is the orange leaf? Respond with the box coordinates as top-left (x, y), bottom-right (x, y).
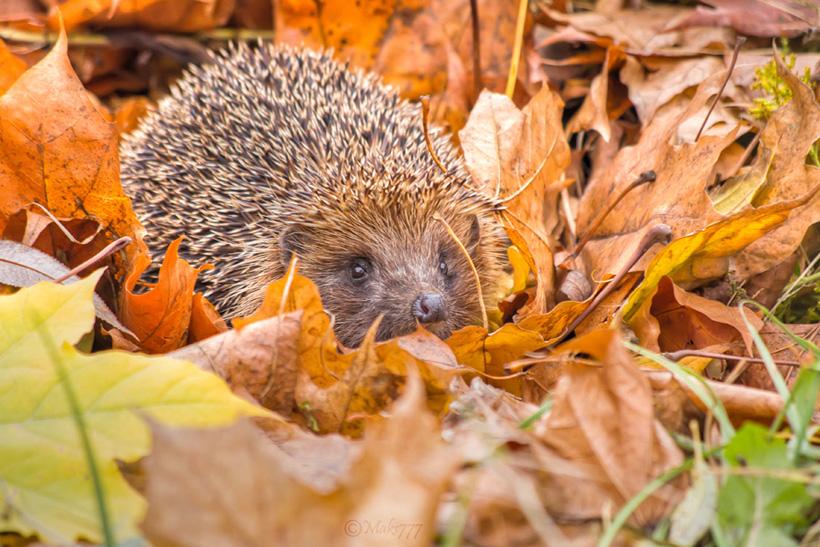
top-left (120, 238), bottom-right (209, 353)
top-left (0, 38), bottom-right (26, 95)
top-left (0, 28), bottom-right (145, 269)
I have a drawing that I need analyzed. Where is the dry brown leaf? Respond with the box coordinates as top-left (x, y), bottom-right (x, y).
top-left (173, 312), bottom-right (301, 412)
top-left (672, 0), bottom-right (817, 38)
top-left (575, 74), bottom-right (741, 280)
top-left (142, 374), bottom-right (460, 546)
top-left (620, 55), bottom-right (726, 126)
top-left (731, 53), bottom-right (820, 279)
top-left (50, 0), bottom-right (236, 32)
top-left (460, 86), bottom-right (570, 314)
top-left (543, 328), bottom-right (685, 525)
top-left (629, 276), bottom-right (763, 355)
top-left (236, 271), bottom-right (462, 436)
top-left (566, 45), bottom-right (625, 142)
top-left (0, 28), bottom-right (145, 272)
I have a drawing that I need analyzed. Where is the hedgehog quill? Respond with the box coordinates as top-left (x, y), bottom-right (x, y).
top-left (122, 44), bottom-right (507, 347)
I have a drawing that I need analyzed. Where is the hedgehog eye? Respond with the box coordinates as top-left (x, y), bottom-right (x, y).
top-left (438, 257), bottom-right (449, 276)
top-left (349, 258), bottom-right (370, 284)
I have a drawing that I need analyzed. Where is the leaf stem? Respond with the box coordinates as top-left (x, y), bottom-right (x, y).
top-left (36, 321), bottom-right (115, 546)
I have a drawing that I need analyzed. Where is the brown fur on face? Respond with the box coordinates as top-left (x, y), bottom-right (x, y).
top-left (277, 198), bottom-right (504, 347)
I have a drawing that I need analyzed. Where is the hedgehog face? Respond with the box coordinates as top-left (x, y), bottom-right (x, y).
top-left (282, 210), bottom-right (488, 348)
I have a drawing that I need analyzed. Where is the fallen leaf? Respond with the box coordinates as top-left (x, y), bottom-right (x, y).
top-left (0, 28), bottom-right (145, 269)
top-left (49, 0), bottom-right (236, 32)
top-left (237, 271), bottom-right (461, 435)
top-left (730, 52), bottom-right (820, 279)
top-left (460, 86), bottom-right (571, 314)
top-left (542, 328), bottom-right (685, 525)
top-left (142, 373), bottom-right (460, 546)
top-left (621, 190), bottom-right (818, 321)
top-left (0, 38), bottom-right (26, 94)
top-left (120, 237), bottom-right (211, 353)
top-left (629, 276), bottom-right (763, 354)
top-left (673, 0), bottom-right (817, 38)
top-left (0, 275), bottom-right (266, 544)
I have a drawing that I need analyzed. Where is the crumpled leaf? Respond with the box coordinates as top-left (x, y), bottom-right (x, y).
top-left (622, 189), bottom-right (817, 321)
top-left (673, 0), bottom-right (816, 38)
top-left (0, 28), bottom-right (145, 267)
top-left (540, 329), bottom-right (685, 525)
top-left (235, 271), bottom-right (462, 436)
top-left (620, 55), bottom-right (726, 126)
top-left (0, 275), bottom-right (267, 544)
top-left (629, 276), bottom-right (763, 355)
top-left (0, 240), bottom-right (130, 334)
top-left (575, 74), bottom-right (739, 281)
top-left (730, 52), bottom-right (820, 279)
top-left (172, 312), bottom-right (302, 412)
top-left (119, 237), bottom-right (212, 353)
top-left (460, 86), bottom-right (570, 314)
top-left (142, 373), bottom-right (460, 547)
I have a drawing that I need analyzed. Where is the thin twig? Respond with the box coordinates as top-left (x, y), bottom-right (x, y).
top-left (547, 223), bottom-right (673, 348)
top-left (496, 133), bottom-right (559, 205)
top-left (506, 0), bottom-right (528, 98)
top-left (663, 349), bottom-right (802, 368)
top-left (420, 96), bottom-right (448, 175)
top-left (566, 170), bottom-right (656, 264)
top-left (28, 202), bottom-right (98, 245)
top-left (469, 0), bottom-right (482, 99)
top-left (53, 236), bottom-right (132, 284)
top-left (434, 213), bottom-right (488, 330)
top-left (695, 36), bottom-right (746, 141)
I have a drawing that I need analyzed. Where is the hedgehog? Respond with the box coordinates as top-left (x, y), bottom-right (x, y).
top-left (121, 43), bottom-right (507, 348)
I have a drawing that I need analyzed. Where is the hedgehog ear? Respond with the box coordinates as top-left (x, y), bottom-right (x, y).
top-left (279, 226), bottom-right (307, 266)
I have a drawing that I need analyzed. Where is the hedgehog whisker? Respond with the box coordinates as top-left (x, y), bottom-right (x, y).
top-left (434, 213), bottom-right (488, 330)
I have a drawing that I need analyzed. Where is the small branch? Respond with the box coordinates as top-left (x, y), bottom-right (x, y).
top-left (565, 170), bottom-right (656, 264)
top-left (663, 349), bottom-right (802, 368)
top-left (53, 236), bottom-right (132, 283)
top-left (469, 0), bottom-right (482, 99)
top-left (547, 223), bottom-right (672, 348)
top-left (420, 96), bottom-right (448, 175)
top-left (695, 36), bottom-right (746, 141)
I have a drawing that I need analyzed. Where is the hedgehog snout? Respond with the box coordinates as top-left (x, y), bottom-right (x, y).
top-left (412, 293), bottom-right (446, 324)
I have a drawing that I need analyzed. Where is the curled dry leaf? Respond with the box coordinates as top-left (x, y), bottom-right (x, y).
top-left (620, 55), bottom-right (727, 126)
top-left (672, 0), bottom-right (817, 38)
top-left (171, 312), bottom-right (302, 412)
top-left (0, 28), bottom-right (145, 270)
top-left (235, 271), bottom-right (462, 436)
top-left (460, 86), bottom-right (571, 314)
top-left (621, 189), bottom-right (818, 321)
top-left (120, 237), bottom-right (213, 353)
top-left (543, 328), bottom-right (685, 525)
top-left (730, 52), bottom-right (820, 279)
top-left (629, 276), bottom-right (763, 355)
top-left (142, 373), bottom-right (460, 547)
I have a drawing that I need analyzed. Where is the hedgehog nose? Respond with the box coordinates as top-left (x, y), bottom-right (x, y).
top-left (413, 293), bottom-right (445, 324)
